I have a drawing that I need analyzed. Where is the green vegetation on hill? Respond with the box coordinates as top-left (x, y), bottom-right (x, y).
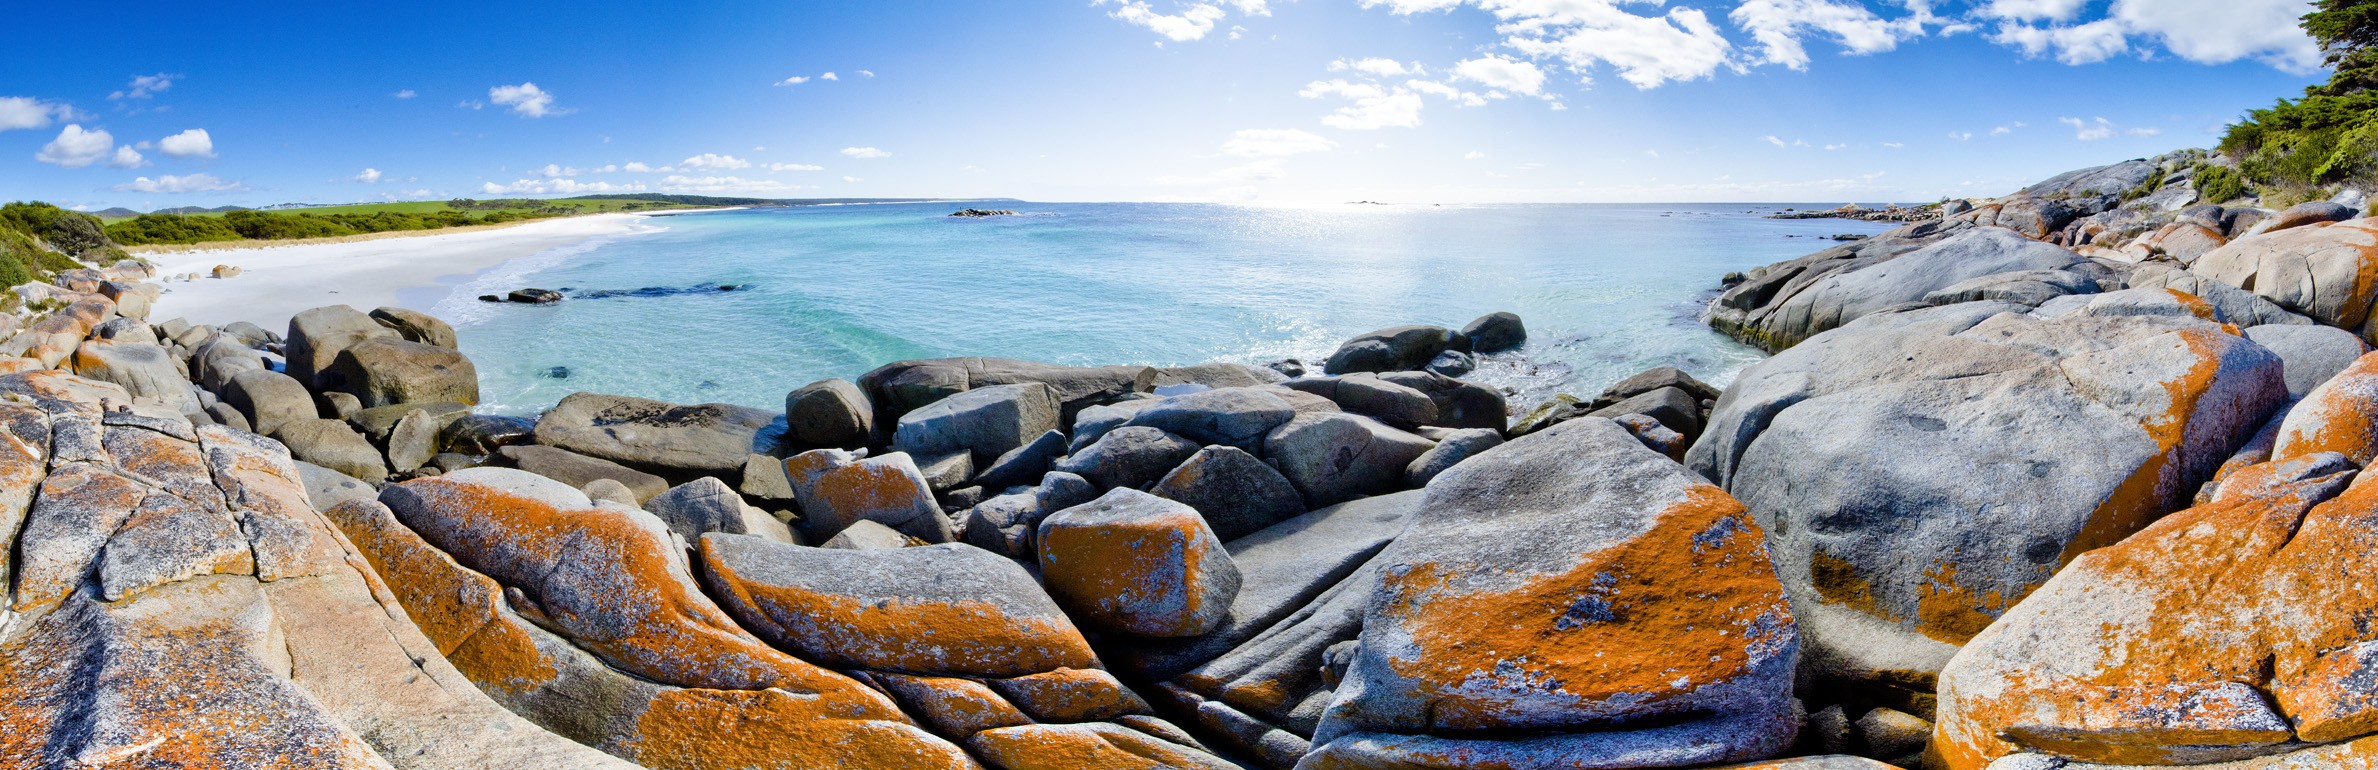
top-left (2218, 0), bottom-right (2378, 202)
top-left (102, 197), bottom-right (691, 245)
top-left (0, 202), bottom-right (100, 291)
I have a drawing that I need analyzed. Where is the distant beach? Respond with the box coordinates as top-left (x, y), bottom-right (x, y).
top-left (144, 212), bottom-right (662, 329)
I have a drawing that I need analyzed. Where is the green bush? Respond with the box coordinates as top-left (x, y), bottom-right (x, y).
top-left (0, 201), bottom-right (113, 255)
top-left (2196, 164), bottom-right (2247, 204)
top-left (2219, 1), bottom-right (2378, 192)
top-left (105, 213), bottom-right (243, 245)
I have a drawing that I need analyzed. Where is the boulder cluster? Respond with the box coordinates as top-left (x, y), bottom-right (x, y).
top-left (9, 152), bottom-right (2378, 770)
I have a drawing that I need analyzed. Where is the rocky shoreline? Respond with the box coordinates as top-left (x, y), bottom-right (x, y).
top-left (3, 150), bottom-right (2377, 770)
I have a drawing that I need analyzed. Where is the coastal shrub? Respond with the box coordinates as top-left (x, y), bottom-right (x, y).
top-left (105, 213), bottom-right (244, 245)
top-left (0, 242), bottom-right (33, 289)
top-left (2220, 1), bottom-right (2378, 192)
top-left (0, 201), bottom-right (113, 255)
top-left (2196, 164), bottom-right (2247, 204)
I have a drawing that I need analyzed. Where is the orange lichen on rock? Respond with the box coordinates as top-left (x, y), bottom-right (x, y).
top-left (1370, 485), bottom-right (1793, 731)
top-left (986, 668), bottom-right (1151, 724)
top-left (627, 687), bottom-right (977, 770)
top-left (2272, 350), bottom-right (2378, 466)
top-left (1932, 451), bottom-right (2378, 769)
top-left (1036, 488), bottom-right (1241, 638)
top-left (875, 673), bottom-right (1035, 740)
top-left (322, 497), bottom-right (560, 695)
top-left (381, 472), bottom-right (870, 697)
top-left (697, 537), bottom-right (1097, 677)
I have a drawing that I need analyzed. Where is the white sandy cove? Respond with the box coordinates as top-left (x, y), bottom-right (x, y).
top-left (145, 212), bottom-right (664, 331)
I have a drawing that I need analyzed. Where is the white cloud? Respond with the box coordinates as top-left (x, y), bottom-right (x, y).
top-left (1220, 128), bottom-right (1336, 157)
top-left (658, 175), bottom-right (806, 195)
top-left (622, 161), bottom-right (674, 173)
top-left (489, 82), bottom-right (563, 117)
top-left (778, 75), bottom-right (812, 86)
top-left (1380, 0), bottom-right (1733, 90)
top-left (842, 176), bottom-right (863, 183)
top-left (1948, 131), bottom-right (1974, 141)
top-left (36, 125), bottom-right (113, 168)
top-left (1980, 0), bottom-right (2088, 21)
top-left (0, 97), bottom-right (69, 131)
top-left (114, 173), bottom-right (244, 193)
top-left (2058, 116), bottom-right (2114, 140)
top-left (355, 168), bottom-right (384, 183)
top-left (681, 153), bottom-right (751, 169)
top-left (108, 146), bottom-right (145, 168)
top-left (1732, 0), bottom-right (1925, 69)
top-left (858, 70), bottom-right (876, 77)
top-left (1099, 0), bottom-right (1231, 41)
top-left (590, 164), bottom-right (620, 173)
top-left (768, 162), bottom-right (825, 171)
top-left (480, 178), bottom-right (644, 195)
top-left (156, 128), bottom-right (214, 158)
top-left (1883, 141), bottom-right (1905, 148)
top-left (821, 72), bottom-right (839, 81)
top-left (1404, 79), bottom-right (1490, 106)
top-left (841, 146), bottom-right (891, 159)
top-left (1987, 0), bottom-right (2316, 71)
top-left (1330, 57), bottom-right (1419, 77)
top-left (1824, 142), bottom-right (1848, 150)
top-left (534, 164), bottom-right (580, 177)
top-left (1463, 150), bottom-right (1486, 160)
top-left (1451, 54), bottom-right (1546, 95)
top-left (110, 74), bottom-right (176, 101)
top-left (1762, 135), bottom-right (1787, 148)
top-left (2128, 126), bottom-right (2163, 136)
top-left (394, 89), bottom-right (417, 99)
top-left (1990, 121), bottom-right (2025, 135)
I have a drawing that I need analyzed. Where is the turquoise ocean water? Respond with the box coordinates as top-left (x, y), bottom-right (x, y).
top-left (429, 202), bottom-right (1895, 415)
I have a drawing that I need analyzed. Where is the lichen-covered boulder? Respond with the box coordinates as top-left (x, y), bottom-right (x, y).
top-left (273, 418), bottom-right (390, 482)
top-left (1306, 417), bottom-right (1800, 769)
top-left (2272, 350), bottom-right (2378, 467)
top-left (533, 391), bottom-right (778, 477)
top-left (70, 338), bottom-right (196, 414)
top-left (1689, 303), bottom-right (2288, 711)
top-left (2190, 218), bottom-right (2378, 340)
top-left (370, 305), bottom-right (459, 348)
top-left (701, 536), bottom-right (1098, 677)
top-left (497, 444), bottom-right (668, 504)
top-left (1931, 452), bottom-right (2378, 769)
top-left (1715, 225), bottom-right (2083, 351)
top-left (1039, 488), bottom-right (1243, 638)
top-left (783, 448), bottom-right (953, 543)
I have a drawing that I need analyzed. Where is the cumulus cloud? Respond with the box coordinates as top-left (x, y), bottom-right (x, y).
top-left (1732, 0), bottom-right (1925, 69)
top-left (480, 178), bottom-right (644, 195)
top-left (859, 70), bottom-right (876, 77)
top-left (2058, 116), bottom-right (2114, 140)
top-left (1220, 128), bottom-right (1336, 157)
top-left (1989, 0), bottom-right (2316, 70)
top-left (36, 125), bottom-right (113, 168)
top-left (1098, 0), bottom-right (1267, 42)
top-left (1330, 57), bottom-right (1421, 77)
top-left (489, 82), bottom-right (564, 117)
top-left (681, 153), bottom-right (750, 169)
top-left (821, 72), bottom-right (840, 81)
top-left (1463, 150), bottom-right (1486, 160)
top-left (157, 128), bottom-right (214, 158)
top-left (841, 146), bottom-right (891, 159)
top-left (355, 168), bottom-right (383, 183)
top-left (768, 162), bottom-right (825, 171)
top-left (109, 146), bottom-right (146, 168)
top-left (110, 74), bottom-right (176, 101)
top-left (394, 89), bottom-right (417, 99)
top-left (778, 75), bottom-right (812, 86)
top-left (1451, 54), bottom-right (1546, 95)
top-left (534, 164), bottom-right (579, 177)
top-left (1762, 135), bottom-right (1787, 148)
top-left (622, 161), bottom-right (673, 173)
top-left (0, 97), bottom-right (71, 131)
top-left (115, 173), bottom-right (244, 193)
top-left (659, 175), bottom-right (808, 195)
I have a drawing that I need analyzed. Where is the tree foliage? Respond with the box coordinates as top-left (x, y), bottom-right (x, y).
top-left (2220, 0), bottom-right (2378, 193)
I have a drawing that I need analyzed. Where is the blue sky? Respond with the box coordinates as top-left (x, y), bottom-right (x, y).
top-left (0, 0), bottom-right (2328, 207)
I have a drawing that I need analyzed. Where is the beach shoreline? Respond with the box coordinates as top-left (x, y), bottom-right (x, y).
top-left (144, 210), bottom-right (710, 330)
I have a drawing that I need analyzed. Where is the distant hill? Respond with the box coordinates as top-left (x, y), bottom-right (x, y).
top-left (91, 207), bottom-right (141, 219)
top-left (152, 205), bottom-right (253, 215)
top-left (557, 193), bottom-right (1016, 207)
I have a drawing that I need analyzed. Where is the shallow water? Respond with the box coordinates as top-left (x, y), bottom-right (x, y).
top-left (432, 202), bottom-right (1894, 415)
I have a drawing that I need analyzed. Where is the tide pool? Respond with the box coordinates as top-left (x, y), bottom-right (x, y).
top-left (432, 202), bottom-right (1894, 415)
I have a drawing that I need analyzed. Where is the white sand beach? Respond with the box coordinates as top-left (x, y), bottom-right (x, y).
top-left (144, 213), bottom-right (660, 330)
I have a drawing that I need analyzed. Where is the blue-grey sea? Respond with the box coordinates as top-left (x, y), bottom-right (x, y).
top-left (430, 202), bottom-right (1895, 415)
